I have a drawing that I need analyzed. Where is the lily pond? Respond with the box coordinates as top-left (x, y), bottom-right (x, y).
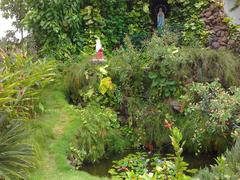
top-left (80, 150), bottom-right (216, 178)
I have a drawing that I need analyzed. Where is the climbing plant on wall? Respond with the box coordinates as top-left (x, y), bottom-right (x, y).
top-left (167, 0), bottom-right (212, 47)
top-left (23, 0), bottom-right (152, 60)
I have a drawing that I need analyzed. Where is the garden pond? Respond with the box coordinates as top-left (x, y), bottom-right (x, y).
top-left (81, 149), bottom-right (217, 177)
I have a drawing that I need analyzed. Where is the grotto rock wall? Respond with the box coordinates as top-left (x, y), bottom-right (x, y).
top-left (201, 3), bottom-right (240, 53)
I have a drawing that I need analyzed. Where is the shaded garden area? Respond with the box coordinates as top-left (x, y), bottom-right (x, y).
top-left (0, 0), bottom-right (240, 179)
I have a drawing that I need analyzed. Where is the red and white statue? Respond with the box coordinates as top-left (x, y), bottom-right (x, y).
top-left (94, 38), bottom-right (104, 62)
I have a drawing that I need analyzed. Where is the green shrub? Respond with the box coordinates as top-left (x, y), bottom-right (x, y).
top-left (23, 0), bottom-right (151, 59)
top-left (195, 137), bottom-right (240, 179)
top-left (65, 36), bottom-right (240, 154)
top-left (0, 121), bottom-right (34, 179)
top-left (168, 0), bottom-right (211, 47)
top-left (64, 60), bottom-right (119, 109)
top-left (69, 104), bottom-right (127, 168)
top-left (180, 81), bottom-right (240, 153)
top-left (178, 48), bottom-right (240, 87)
top-left (64, 60), bottom-right (99, 105)
top-left (0, 50), bottom-right (57, 120)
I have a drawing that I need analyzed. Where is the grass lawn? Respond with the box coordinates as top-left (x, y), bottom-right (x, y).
top-left (28, 81), bottom-right (108, 180)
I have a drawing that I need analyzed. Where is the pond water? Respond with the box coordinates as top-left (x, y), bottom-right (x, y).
top-left (81, 149), bottom-right (217, 178)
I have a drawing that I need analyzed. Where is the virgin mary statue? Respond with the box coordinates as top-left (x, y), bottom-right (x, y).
top-left (157, 7), bottom-right (165, 29)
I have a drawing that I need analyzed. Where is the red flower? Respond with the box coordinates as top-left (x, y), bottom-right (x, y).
top-left (164, 120), bottom-right (173, 129)
top-left (118, 167), bottom-right (129, 172)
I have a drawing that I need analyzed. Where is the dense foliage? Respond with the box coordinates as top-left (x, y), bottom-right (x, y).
top-left (64, 36), bottom-right (240, 157)
top-left (68, 104), bottom-right (127, 169)
top-left (0, 49), bottom-right (56, 120)
top-left (167, 0), bottom-right (212, 46)
top-left (0, 0), bottom-right (240, 179)
top-left (0, 49), bottom-right (57, 179)
top-left (23, 0), bottom-right (151, 59)
top-left (195, 137), bottom-right (240, 179)
top-left (181, 81), bottom-right (240, 153)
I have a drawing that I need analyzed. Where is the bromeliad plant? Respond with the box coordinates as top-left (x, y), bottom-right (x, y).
top-left (0, 49), bottom-right (57, 119)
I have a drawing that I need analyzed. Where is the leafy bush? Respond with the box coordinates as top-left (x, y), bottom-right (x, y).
top-left (68, 104), bottom-right (127, 168)
top-left (23, 0), bottom-right (151, 59)
top-left (167, 0), bottom-right (211, 46)
top-left (0, 49), bottom-right (57, 119)
top-left (0, 121), bottom-right (34, 179)
top-left (64, 60), bottom-right (118, 107)
top-left (178, 47), bottom-right (240, 87)
top-left (64, 60), bottom-right (98, 105)
top-left (181, 81), bottom-right (240, 153)
top-left (65, 36), bottom-right (240, 153)
top-left (195, 137), bottom-right (240, 179)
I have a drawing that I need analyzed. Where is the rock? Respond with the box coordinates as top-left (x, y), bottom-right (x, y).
top-left (219, 41), bottom-right (227, 46)
top-left (221, 37), bottom-right (228, 43)
top-left (205, 11), bottom-right (212, 18)
top-left (211, 36), bottom-right (218, 42)
top-left (216, 17), bottom-right (222, 23)
top-left (213, 7), bottom-right (220, 13)
top-left (228, 40), bottom-right (235, 45)
top-left (209, 4), bottom-right (216, 11)
top-left (213, 12), bottom-right (219, 17)
top-left (220, 26), bottom-right (228, 30)
top-left (205, 19), bottom-right (211, 24)
top-left (214, 26), bottom-right (221, 30)
top-left (206, 25), bottom-right (212, 30)
top-left (208, 15), bottom-right (215, 20)
top-left (224, 31), bottom-right (229, 37)
top-left (212, 42), bottom-right (220, 49)
top-left (220, 31), bottom-right (225, 37)
top-left (169, 100), bottom-right (184, 113)
top-left (216, 31), bottom-right (222, 37)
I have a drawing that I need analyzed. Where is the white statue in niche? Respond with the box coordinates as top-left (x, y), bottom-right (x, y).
top-left (157, 7), bottom-right (165, 29)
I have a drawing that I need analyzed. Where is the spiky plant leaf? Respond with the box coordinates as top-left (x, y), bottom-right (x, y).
top-left (0, 122), bottom-right (34, 179)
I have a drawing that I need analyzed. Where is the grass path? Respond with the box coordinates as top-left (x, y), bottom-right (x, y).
top-left (29, 83), bottom-right (107, 180)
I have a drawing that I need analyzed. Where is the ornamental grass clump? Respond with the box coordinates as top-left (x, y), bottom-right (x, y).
top-left (0, 121), bottom-right (34, 179)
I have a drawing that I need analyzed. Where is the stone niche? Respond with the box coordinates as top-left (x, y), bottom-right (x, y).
top-left (149, 0), bottom-right (170, 27)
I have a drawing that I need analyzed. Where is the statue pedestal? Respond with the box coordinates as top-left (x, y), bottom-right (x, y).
top-left (90, 55), bottom-right (106, 64)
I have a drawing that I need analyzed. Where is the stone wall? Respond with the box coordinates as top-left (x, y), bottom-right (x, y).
top-left (201, 3), bottom-right (240, 53)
